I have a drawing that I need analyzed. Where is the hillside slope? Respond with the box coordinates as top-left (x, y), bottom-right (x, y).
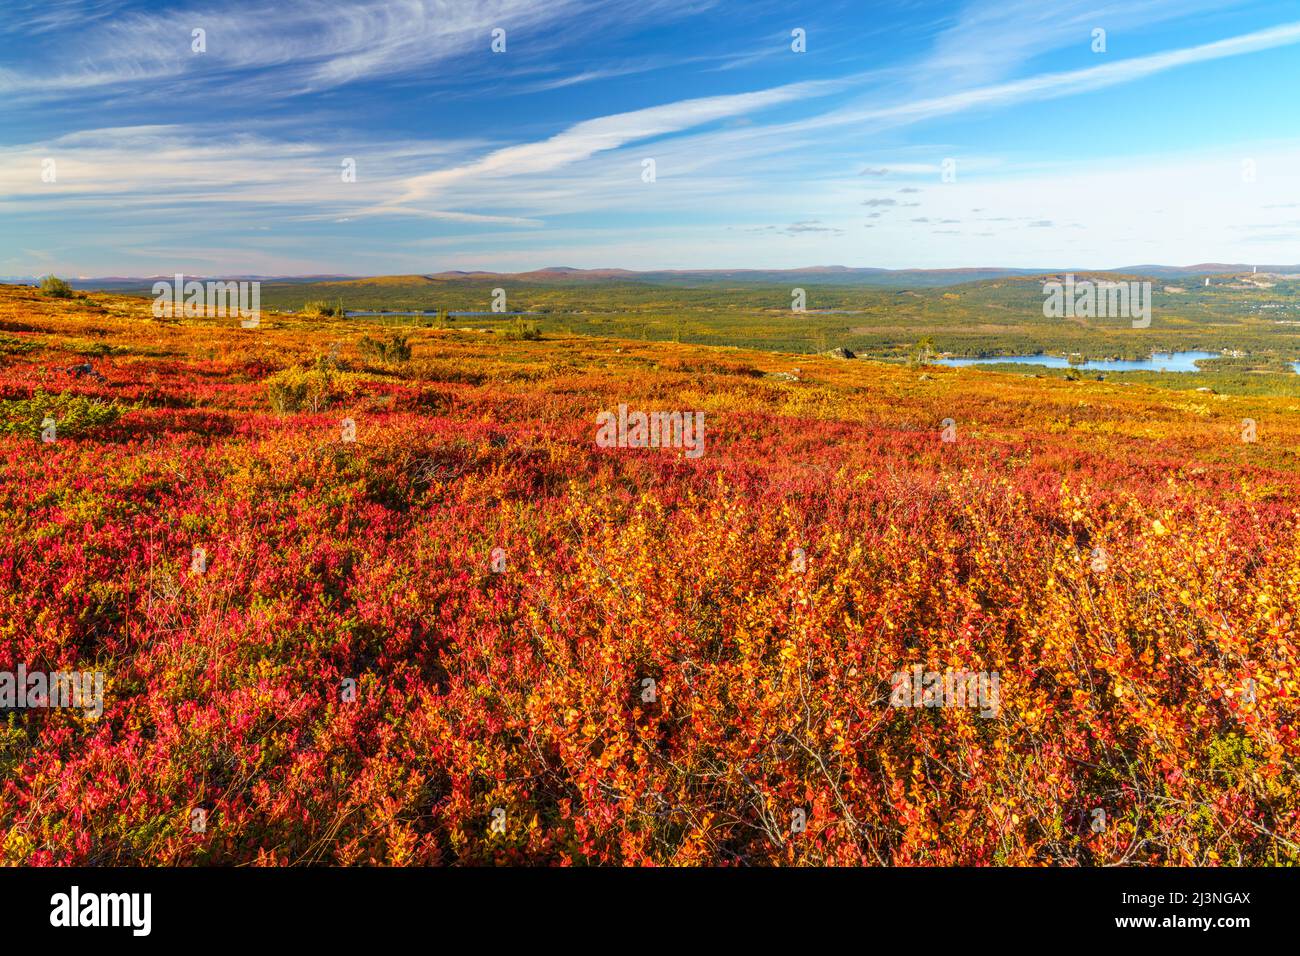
top-left (0, 284), bottom-right (1296, 865)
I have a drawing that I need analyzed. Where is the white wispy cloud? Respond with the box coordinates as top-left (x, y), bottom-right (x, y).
top-left (789, 18), bottom-right (1300, 134)
top-left (386, 16), bottom-right (1300, 225)
top-left (6, 2), bottom-right (1300, 275)
top-left (376, 78), bottom-right (847, 213)
top-left (0, 0), bottom-right (718, 100)
top-left (915, 0), bottom-right (1248, 87)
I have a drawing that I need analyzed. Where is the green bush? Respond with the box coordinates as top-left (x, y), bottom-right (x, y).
top-left (0, 335), bottom-right (40, 356)
top-left (502, 317), bottom-right (541, 341)
top-left (301, 300), bottom-right (341, 318)
top-left (0, 390), bottom-right (123, 440)
top-left (39, 276), bottom-right (74, 299)
top-left (266, 363), bottom-right (336, 413)
top-left (908, 336), bottom-right (935, 368)
top-left (358, 332), bottom-right (412, 364)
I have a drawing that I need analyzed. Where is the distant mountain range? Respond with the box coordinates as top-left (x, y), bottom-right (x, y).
top-left (6, 264), bottom-right (1300, 291)
top-left (14, 275), bottom-right (355, 289)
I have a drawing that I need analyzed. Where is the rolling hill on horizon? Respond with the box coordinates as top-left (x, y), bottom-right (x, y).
top-left (18, 262), bottom-right (1300, 293)
top-left (11, 263), bottom-right (1297, 373)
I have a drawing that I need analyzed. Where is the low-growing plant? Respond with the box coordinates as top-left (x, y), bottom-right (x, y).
top-left (301, 300), bottom-right (342, 318)
top-left (358, 332), bottom-right (412, 364)
top-left (0, 389), bottom-right (123, 439)
top-left (266, 361), bottom-right (336, 413)
top-left (61, 339), bottom-right (130, 357)
top-left (0, 335), bottom-right (40, 355)
top-left (502, 316), bottom-right (541, 341)
top-left (909, 336), bottom-right (935, 368)
top-left (39, 276), bottom-right (74, 299)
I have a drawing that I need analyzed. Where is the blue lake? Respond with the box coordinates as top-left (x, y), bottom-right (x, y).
top-left (936, 351), bottom-right (1222, 373)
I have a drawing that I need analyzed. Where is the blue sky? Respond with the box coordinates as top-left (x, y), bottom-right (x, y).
top-left (4, 0), bottom-right (1300, 276)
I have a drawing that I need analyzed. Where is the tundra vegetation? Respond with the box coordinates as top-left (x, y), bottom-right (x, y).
top-left (0, 282), bottom-right (1295, 865)
top-left (228, 272), bottom-right (1300, 379)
